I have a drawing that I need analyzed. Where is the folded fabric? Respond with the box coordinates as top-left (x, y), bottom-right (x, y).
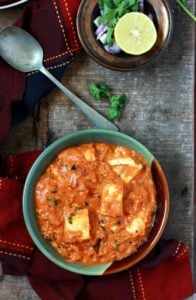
top-left (0, 151), bottom-right (194, 300)
top-left (0, 0), bottom-right (81, 144)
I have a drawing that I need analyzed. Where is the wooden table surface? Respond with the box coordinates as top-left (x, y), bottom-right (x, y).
top-left (0, 1), bottom-right (195, 299)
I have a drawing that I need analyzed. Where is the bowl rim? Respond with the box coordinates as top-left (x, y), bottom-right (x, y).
top-left (0, 0), bottom-right (28, 9)
top-left (76, 0), bottom-right (173, 71)
top-left (23, 129), bottom-right (170, 275)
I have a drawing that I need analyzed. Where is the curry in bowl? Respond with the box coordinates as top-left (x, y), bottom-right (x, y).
top-left (23, 129), bottom-right (169, 275)
top-left (35, 142), bottom-right (157, 265)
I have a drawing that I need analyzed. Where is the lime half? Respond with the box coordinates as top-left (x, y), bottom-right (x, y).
top-left (114, 12), bottom-right (157, 56)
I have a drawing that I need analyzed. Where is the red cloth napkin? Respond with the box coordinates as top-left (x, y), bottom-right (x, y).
top-left (0, 0), bottom-right (81, 143)
top-left (0, 152), bottom-right (194, 300)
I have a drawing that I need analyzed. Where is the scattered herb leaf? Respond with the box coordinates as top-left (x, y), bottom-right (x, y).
top-left (93, 239), bottom-right (102, 252)
top-left (108, 94), bottom-right (127, 121)
top-left (47, 198), bottom-right (59, 206)
top-left (89, 82), bottom-right (110, 100)
top-left (60, 242), bottom-right (68, 248)
top-left (71, 164), bottom-right (77, 170)
top-left (115, 220), bottom-right (121, 226)
top-left (113, 237), bottom-right (120, 249)
top-left (68, 213), bottom-right (74, 224)
top-left (89, 81), bottom-right (127, 121)
top-left (85, 200), bottom-right (90, 206)
top-left (176, 0), bottom-right (196, 22)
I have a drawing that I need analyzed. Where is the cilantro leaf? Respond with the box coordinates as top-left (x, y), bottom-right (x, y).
top-left (104, 0), bottom-right (116, 9)
top-left (89, 81), bottom-right (127, 121)
top-left (106, 27), bottom-right (115, 45)
top-left (113, 0), bottom-right (123, 5)
top-left (129, 1), bottom-right (139, 12)
top-left (99, 8), bottom-right (117, 26)
top-left (98, 0), bottom-right (104, 8)
top-left (108, 95), bottom-right (127, 121)
top-left (99, 0), bottom-right (139, 45)
top-left (116, 2), bottom-right (130, 18)
top-left (108, 106), bottom-right (120, 120)
top-left (89, 82), bottom-right (110, 100)
top-left (128, 0), bottom-right (137, 6)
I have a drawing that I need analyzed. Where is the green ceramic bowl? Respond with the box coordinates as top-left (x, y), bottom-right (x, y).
top-left (23, 129), bottom-right (169, 275)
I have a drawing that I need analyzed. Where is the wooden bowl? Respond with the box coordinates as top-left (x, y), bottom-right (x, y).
top-left (76, 0), bottom-right (172, 71)
top-left (23, 129), bottom-right (169, 275)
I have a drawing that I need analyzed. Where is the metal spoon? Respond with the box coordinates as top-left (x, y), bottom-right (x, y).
top-left (0, 26), bottom-right (118, 131)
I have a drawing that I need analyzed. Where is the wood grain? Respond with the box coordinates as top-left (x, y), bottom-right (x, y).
top-left (0, 0), bottom-right (195, 297)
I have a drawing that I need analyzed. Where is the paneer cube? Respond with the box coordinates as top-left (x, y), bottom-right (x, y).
top-left (100, 181), bottom-right (123, 217)
top-left (108, 157), bottom-right (142, 183)
top-left (126, 212), bottom-right (146, 235)
top-left (108, 157), bottom-right (140, 167)
top-left (81, 145), bottom-right (96, 161)
top-left (64, 208), bottom-right (90, 241)
top-left (112, 165), bottom-right (141, 183)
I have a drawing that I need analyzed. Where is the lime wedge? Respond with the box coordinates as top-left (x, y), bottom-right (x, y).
top-left (114, 12), bottom-right (157, 56)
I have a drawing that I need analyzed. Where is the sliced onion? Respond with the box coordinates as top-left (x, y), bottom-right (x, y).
top-left (148, 13), bottom-right (154, 21)
top-left (104, 42), bottom-right (121, 55)
top-left (62, 165), bottom-right (68, 172)
top-left (94, 16), bottom-right (100, 27)
top-left (98, 32), bottom-right (107, 44)
top-left (96, 24), bottom-right (108, 40)
top-left (139, 0), bottom-right (144, 12)
top-left (70, 174), bottom-right (77, 187)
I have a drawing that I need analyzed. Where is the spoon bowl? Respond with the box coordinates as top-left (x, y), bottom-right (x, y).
top-left (0, 26), bottom-right (118, 131)
top-left (0, 27), bottom-right (43, 72)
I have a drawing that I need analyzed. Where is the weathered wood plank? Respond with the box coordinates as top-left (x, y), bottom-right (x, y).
top-left (0, 0), bottom-right (195, 298)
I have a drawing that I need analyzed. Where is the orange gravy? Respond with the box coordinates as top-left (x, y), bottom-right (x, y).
top-left (35, 143), bottom-right (157, 264)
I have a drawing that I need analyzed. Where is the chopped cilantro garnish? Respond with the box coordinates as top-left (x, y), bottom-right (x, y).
top-left (47, 198), bottom-right (59, 206)
top-left (68, 213), bottom-right (74, 224)
top-left (93, 239), bottom-right (102, 252)
top-left (98, 0), bottom-right (139, 45)
top-left (85, 200), bottom-right (90, 206)
top-left (89, 81), bottom-right (127, 121)
top-left (113, 237), bottom-right (120, 249)
top-left (71, 164), bottom-right (77, 170)
top-left (89, 82), bottom-right (110, 100)
top-left (108, 94), bottom-right (127, 121)
top-left (115, 220), bottom-right (121, 226)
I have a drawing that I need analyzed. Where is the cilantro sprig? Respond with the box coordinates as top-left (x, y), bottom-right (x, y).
top-left (176, 0), bottom-right (196, 22)
top-left (98, 0), bottom-right (139, 45)
top-left (89, 82), bottom-right (110, 100)
top-left (89, 82), bottom-right (127, 121)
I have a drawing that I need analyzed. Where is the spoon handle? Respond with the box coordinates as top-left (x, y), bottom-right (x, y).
top-left (39, 66), bottom-right (119, 131)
